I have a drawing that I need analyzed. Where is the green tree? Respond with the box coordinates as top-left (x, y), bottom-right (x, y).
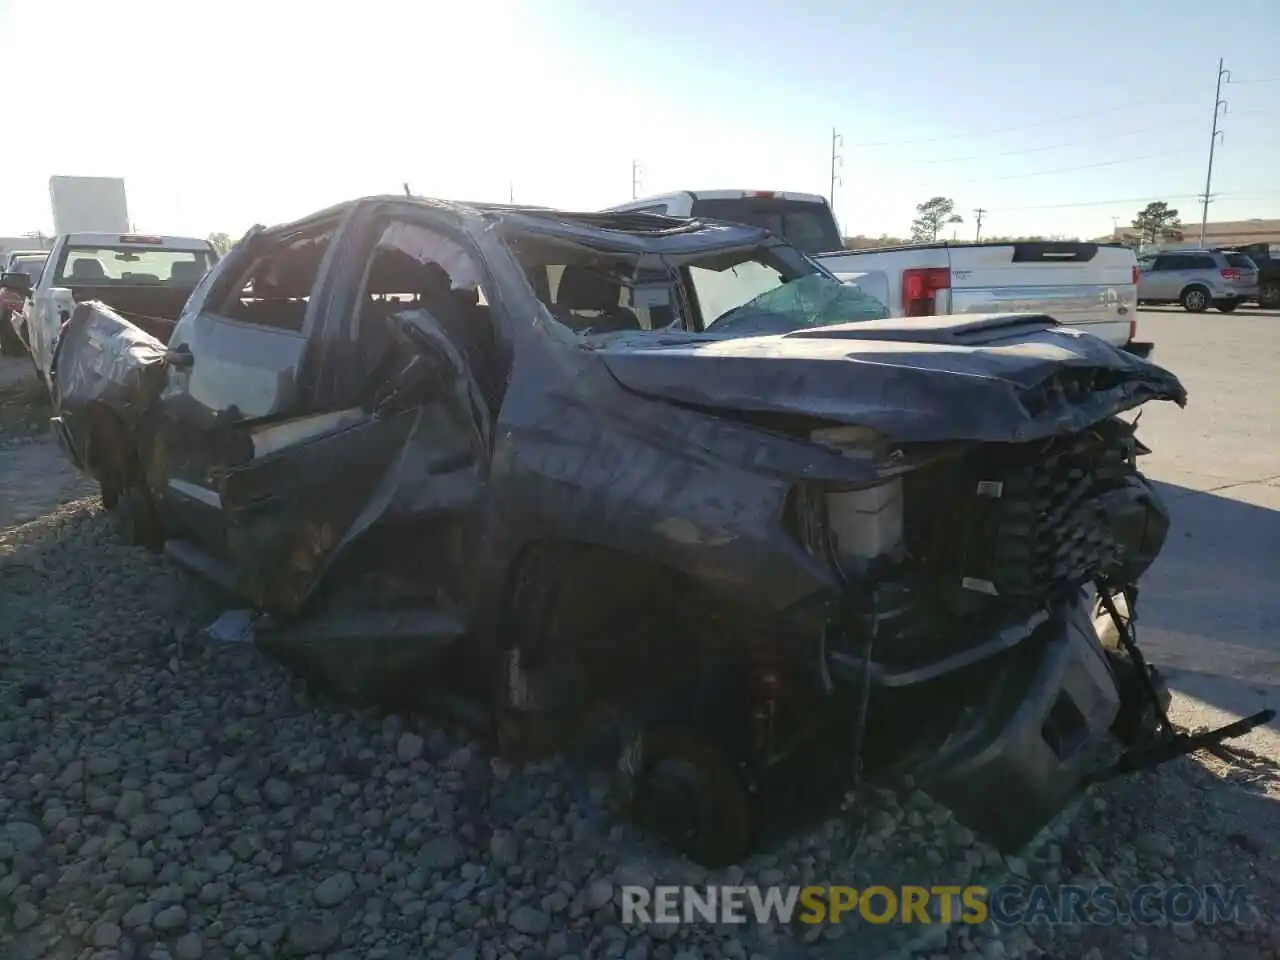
top-left (983, 234), bottom-right (1082, 243)
top-left (844, 234), bottom-right (908, 249)
top-left (207, 232), bottom-right (234, 256)
top-left (910, 197), bottom-right (963, 243)
top-left (1130, 202), bottom-right (1183, 245)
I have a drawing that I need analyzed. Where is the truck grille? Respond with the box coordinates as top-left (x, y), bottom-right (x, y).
top-left (824, 418), bottom-right (1169, 674)
top-left (904, 418), bottom-right (1149, 613)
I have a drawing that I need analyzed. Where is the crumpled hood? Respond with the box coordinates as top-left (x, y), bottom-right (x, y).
top-left (595, 313), bottom-right (1187, 443)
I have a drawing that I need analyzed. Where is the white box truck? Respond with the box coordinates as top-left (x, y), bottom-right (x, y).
top-left (49, 176), bottom-right (130, 235)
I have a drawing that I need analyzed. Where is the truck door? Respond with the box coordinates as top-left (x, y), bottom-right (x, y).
top-left (165, 213), bottom-right (494, 618)
top-left (151, 221), bottom-right (343, 555)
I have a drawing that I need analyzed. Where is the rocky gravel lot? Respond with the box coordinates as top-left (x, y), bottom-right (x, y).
top-left (2, 362), bottom-right (1278, 960)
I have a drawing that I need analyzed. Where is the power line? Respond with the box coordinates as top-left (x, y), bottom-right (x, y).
top-left (921, 108), bottom-right (1279, 169)
top-left (900, 134), bottom-right (1280, 190)
top-left (842, 97), bottom-right (1204, 148)
top-left (894, 124), bottom-right (1202, 167)
top-left (1228, 76), bottom-right (1280, 85)
top-left (860, 108), bottom-right (1280, 171)
top-left (904, 147), bottom-right (1203, 188)
top-left (985, 189), bottom-right (1280, 214)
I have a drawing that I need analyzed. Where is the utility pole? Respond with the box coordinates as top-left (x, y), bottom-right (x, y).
top-left (631, 160), bottom-right (643, 200)
top-left (1199, 57), bottom-right (1230, 246)
top-left (973, 207), bottom-right (986, 242)
top-left (509, 181), bottom-right (514, 204)
top-left (829, 127), bottom-right (843, 207)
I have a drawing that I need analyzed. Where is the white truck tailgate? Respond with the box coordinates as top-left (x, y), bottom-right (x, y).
top-left (948, 242), bottom-right (1136, 346)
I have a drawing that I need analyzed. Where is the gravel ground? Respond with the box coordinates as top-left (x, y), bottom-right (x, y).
top-left (2, 366), bottom-right (1278, 960)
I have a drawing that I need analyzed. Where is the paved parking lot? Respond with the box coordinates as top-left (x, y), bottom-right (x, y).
top-left (1124, 307), bottom-right (1280, 754)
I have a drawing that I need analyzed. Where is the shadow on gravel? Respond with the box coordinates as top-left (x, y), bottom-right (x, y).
top-left (0, 379), bottom-right (50, 442)
top-left (1136, 481), bottom-right (1280, 733)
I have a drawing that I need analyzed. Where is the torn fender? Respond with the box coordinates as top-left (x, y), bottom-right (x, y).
top-left (596, 313), bottom-right (1187, 444)
top-left (50, 301), bottom-right (169, 477)
top-left (52, 301), bottom-right (169, 426)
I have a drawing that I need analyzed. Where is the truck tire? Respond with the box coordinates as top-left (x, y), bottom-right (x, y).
top-left (1260, 283), bottom-right (1280, 310)
top-left (1180, 286), bottom-right (1210, 313)
top-left (1214, 300), bottom-right (1239, 313)
top-left (111, 487), bottom-right (165, 551)
top-left (626, 722), bottom-right (753, 867)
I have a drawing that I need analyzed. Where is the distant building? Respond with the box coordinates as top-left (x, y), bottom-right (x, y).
top-left (1112, 218), bottom-right (1280, 249)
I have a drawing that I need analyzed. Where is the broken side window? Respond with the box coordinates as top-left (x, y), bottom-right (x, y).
top-left (351, 221), bottom-right (498, 405)
top-left (217, 227), bottom-right (335, 332)
top-left (507, 236), bottom-right (681, 337)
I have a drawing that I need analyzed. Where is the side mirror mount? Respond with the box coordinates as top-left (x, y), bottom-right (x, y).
top-left (0, 271), bottom-right (33, 298)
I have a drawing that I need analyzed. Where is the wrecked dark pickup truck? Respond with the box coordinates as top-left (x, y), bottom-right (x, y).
top-left (48, 195), bottom-right (1271, 866)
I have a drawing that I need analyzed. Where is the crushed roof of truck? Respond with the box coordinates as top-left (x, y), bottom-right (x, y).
top-left (255, 195), bottom-right (782, 252)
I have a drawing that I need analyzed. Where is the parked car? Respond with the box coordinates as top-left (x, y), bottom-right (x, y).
top-left (0, 251), bottom-right (49, 355)
top-left (2, 249), bottom-right (50, 275)
top-left (1228, 242), bottom-right (1280, 309)
top-left (50, 195), bottom-right (1238, 866)
top-left (1136, 248), bottom-right (1258, 313)
top-left (813, 240), bottom-right (1148, 355)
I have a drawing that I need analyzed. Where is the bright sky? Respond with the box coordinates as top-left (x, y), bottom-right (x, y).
top-left (3, 0), bottom-right (1278, 241)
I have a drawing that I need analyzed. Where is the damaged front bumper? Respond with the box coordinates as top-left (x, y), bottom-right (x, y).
top-left (881, 598), bottom-right (1134, 852)
top-left (813, 587), bottom-right (1272, 853)
top-left (807, 592), bottom-right (1130, 852)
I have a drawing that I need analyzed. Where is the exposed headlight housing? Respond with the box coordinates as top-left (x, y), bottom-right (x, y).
top-left (808, 425), bottom-right (903, 567)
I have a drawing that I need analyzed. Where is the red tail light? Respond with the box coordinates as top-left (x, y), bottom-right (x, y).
top-left (1129, 318), bottom-right (1137, 343)
top-left (1221, 268), bottom-right (1240, 281)
top-left (1131, 265), bottom-right (1140, 285)
top-left (902, 267), bottom-right (950, 317)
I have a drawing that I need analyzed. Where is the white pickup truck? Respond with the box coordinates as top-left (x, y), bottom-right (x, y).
top-left (4, 232), bottom-right (218, 383)
top-left (815, 240), bottom-right (1149, 357)
top-left (606, 191), bottom-right (1150, 357)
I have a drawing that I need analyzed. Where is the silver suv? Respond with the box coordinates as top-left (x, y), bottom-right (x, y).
top-left (1137, 248), bottom-right (1259, 313)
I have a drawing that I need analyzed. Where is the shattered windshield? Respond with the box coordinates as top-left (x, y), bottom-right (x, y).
top-left (689, 262), bottom-right (888, 335)
top-left (509, 232), bottom-right (888, 341)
